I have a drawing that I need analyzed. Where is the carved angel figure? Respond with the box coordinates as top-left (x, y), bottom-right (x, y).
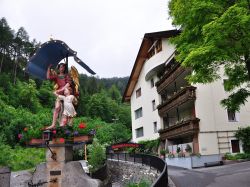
top-left (46, 63), bottom-right (80, 129)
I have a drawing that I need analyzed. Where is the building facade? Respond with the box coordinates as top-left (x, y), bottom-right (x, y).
top-left (123, 30), bottom-right (250, 157)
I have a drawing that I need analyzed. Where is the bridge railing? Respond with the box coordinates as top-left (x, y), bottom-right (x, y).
top-left (106, 153), bottom-right (168, 187)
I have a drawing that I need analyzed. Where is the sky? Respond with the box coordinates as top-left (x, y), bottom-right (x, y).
top-left (0, 0), bottom-right (174, 78)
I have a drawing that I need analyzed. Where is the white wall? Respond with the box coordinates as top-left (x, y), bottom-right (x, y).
top-left (131, 39), bottom-right (176, 142)
top-left (195, 68), bottom-right (250, 154)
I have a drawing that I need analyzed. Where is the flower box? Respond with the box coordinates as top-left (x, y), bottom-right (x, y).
top-left (73, 135), bottom-right (92, 143)
top-left (28, 138), bottom-right (44, 145)
top-left (51, 137), bottom-right (74, 144)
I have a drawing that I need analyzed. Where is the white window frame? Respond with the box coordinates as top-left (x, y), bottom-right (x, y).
top-left (152, 100), bottom-right (156, 111)
top-left (135, 107), bottom-right (143, 119)
top-left (151, 78), bottom-right (154, 88)
top-left (229, 138), bottom-right (243, 153)
top-left (136, 88), bottom-right (141, 98)
top-left (153, 121), bottom-right (157, 133)
top-left (135, 127), bottom-right (144, 138)
top-left (227, 110), bottom-right (239, 122)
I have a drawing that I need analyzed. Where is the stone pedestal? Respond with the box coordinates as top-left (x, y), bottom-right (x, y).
top-left (45, 142), bottom-right (73, 187)
top-left (30, 141), bottom-right (102, 187)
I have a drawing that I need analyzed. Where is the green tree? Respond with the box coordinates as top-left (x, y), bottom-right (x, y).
top-left (86, 91), bottom-right (115, 122)
top-left (15, 79), bottom-right (41, 112)
top-left (37, 81), bottom-right (54, 108)
top-left (108, 84), bottom-right (122, 102)
top-left (0, 18), bottom-right (14, 73)
top-left (96, 123), bottom-right (131, 144)
top-left (168, 0), bottom-right (250, 111)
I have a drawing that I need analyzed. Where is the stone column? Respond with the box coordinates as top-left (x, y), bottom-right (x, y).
top-left (46, 142), bottom-right (73, 187)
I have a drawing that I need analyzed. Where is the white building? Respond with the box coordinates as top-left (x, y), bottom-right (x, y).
top-left (123, 30), bottom-right (250, 161)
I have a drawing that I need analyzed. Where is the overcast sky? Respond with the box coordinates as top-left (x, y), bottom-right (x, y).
top-left (0, 0), bottom-right (174, 78)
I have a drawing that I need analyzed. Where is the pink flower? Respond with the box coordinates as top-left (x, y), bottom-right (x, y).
top-left (52, 130), bottom-right (57, 134)
top-left (59, 138), bottom-right (65, 143)
top-left (18, 134), bottom-right (23, 139)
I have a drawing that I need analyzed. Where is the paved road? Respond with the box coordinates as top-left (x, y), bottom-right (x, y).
top-left (168, 161), bottom-right (250, 187)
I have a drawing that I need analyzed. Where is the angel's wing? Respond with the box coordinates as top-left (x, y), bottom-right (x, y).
top-left (70, 66), bottom-right (80, 97)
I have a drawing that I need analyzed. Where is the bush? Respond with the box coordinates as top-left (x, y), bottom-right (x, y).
top-left (225, 152), bottom-right (250, 160)
top-left (129, 139), bottom-right (159, 155)
top-left (126, 179), bottom-right (151, 187)
top-left (0, 143), bottom-right (45, 171)
top-left (235, 126), bottom-right (250, 153)
top-left (87, 138), bottom-right (106, 172)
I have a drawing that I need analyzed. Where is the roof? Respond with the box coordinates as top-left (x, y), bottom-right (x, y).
top-left (122, 29), bottom-right (180, 102)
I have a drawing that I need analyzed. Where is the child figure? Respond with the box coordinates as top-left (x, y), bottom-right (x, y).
top-left (54, 87), bottom-right (77, 126)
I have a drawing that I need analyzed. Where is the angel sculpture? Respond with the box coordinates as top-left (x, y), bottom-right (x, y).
top-left (46, 63), bottom-right (80, 129)
top-left (26, 39), bottom-right (95, 129)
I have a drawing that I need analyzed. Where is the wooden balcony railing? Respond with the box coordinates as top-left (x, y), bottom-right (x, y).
top-left (156, 64), bottom-right (190, 95)
top-left (158, 118), bottom-right (200, 140)
top-left (157, 86), bottom-right (196, 116)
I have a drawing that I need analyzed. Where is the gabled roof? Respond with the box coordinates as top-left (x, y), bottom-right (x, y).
top-left (122, 30), bottom-right (180, 102)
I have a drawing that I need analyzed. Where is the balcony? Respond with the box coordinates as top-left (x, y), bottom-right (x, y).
top-left (158, 117), bottom-right (200, 140)
top-left (156, 64), bottom-right (190, 95)
top-left (158, 86), bottom-right (196, 116)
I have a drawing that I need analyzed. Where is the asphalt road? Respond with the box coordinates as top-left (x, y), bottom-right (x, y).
top-left (168, 161), bottom-right (250, 187)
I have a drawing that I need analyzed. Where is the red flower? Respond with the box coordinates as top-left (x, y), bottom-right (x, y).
top-left (59, 138), bottom-right (65, 143)
top-left (24, 127), bottom-right (28, 132)
top-left (78, 123), bottom-right (86, 129)
top-left (52, 130), bottom-right (57, 134)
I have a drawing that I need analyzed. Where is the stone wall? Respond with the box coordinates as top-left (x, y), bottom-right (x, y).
top-left (107, 160), bottom-right (160, 186)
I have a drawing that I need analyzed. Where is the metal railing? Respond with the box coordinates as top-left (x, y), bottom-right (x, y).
top-left (106, 153), bottom-right (168, 187)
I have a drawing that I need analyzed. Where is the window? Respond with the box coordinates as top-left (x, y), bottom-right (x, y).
top-left (135, 107), bottom-right (143, 119)
top-left (148, 48), bottom-right (155, 58)
top-left (152, 100), bottom-right (156, 111)
top-left (155, 40), bottom-right (162, 53)
top-left (231, 140), bottom-right (240, 153)
top-left (135, 127), bottom-right (144, 138)
top-left (153, 122), bottom-right (157, 133)
top-left (136, 88), bottom-right (141, 98)
top-left (151, 78), bottom-right (154, 88)
top-left (227, 110), bottom-right (237, 121)
top-left (147, 40), bottom-right (162, 59)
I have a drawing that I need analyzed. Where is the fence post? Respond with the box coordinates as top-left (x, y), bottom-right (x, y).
top-left (117, 153), bottom-right (119, 162)
top-left (125, 153), bottom-right (127, 161)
